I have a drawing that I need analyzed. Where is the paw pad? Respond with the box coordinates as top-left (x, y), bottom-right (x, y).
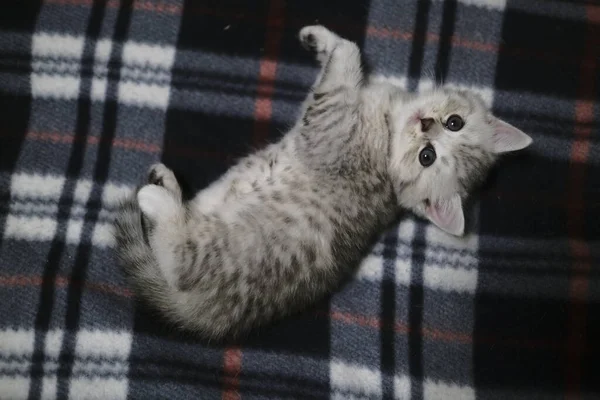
top-left (302, 33), bottom-right (317, 50)
top-left (148, 168), bottom-right (164, 187)
top-left (299, 26), bottom-right (330, 54)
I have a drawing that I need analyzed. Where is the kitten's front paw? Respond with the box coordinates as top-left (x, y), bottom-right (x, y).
top-left (299, 25), bottom-right (338, 58)
top-left (138, 185), bottom-right (178, 221)
top-left (147, 163), bottom-right (181, 197)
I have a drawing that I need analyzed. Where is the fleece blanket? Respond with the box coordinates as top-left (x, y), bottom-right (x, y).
top-left (1, 0), bottom-right (599, 399)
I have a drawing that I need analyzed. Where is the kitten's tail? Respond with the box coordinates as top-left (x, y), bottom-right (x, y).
top-left (114, 192), bottom-right (172, 313)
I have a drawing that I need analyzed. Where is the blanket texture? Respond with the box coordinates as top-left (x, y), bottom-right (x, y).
top-left (1, 0), bottom-right (599, 399)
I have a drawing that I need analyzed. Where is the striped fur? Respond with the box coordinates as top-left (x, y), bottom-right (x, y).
top-left (114, 26), bottom-right (531, 339)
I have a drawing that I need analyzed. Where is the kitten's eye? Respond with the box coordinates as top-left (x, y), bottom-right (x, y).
top-left (445, 115), bottom-right (464, 131)
top-left (419, 145), bottom-right (436, 167)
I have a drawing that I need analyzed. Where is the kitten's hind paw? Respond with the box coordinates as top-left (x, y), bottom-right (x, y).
top-left (138, 185), bottom-right (179, 222)
top-left (299, 25), bottom-right (338, 60)
top-left (147, 163), bottom-right (181, 198)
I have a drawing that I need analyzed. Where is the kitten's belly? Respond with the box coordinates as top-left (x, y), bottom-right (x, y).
top-left (188, 138), bottom-right (390, 279)
top-left (182, 150), bottom-right (393, 322)
top-left (190, 139), bottom-right (298, 216)
top-left (239, 170), bottom-right (337, 263)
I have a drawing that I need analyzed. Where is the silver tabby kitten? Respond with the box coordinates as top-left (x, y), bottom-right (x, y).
top-left (114, 26), bottom-right (532, 339)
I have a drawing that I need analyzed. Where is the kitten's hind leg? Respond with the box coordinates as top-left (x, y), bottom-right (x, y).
top-left (137, 185), bottom-right (181, 224)
top-left (135, 162), bottom-right (192, 289)
top-left (139, 163), bottom-right (184, 226)
top-left (299, 25), bottom-right (363, 91)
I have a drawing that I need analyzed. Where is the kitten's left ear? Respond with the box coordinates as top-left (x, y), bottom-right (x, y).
top-left (491, 118), bottom-right (533, 153)
top-left (425, 194), bottom-right (465, 236)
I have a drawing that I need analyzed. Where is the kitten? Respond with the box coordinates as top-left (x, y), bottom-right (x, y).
top-left (114, 25), bottom-right (532, 339)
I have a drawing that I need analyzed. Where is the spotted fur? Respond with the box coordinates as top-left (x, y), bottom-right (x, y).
top-left (114, 25), bottom-right (532, 339)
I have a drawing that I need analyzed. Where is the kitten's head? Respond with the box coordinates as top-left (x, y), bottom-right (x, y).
top-left (387, 88), bottom-right (532, 236)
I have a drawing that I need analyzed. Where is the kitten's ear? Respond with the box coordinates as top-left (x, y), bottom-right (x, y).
top-left (425, 194), bottom-right (465, 236)
top-left (491, 118), bottom-right (533, 153)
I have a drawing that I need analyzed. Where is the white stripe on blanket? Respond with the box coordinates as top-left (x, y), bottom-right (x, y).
top-left (330, 360), bottom-right (476, 400)
top-left (0, 329), bottom-right (132, 400)
top-left (30, 33), bottom-right (176, 110)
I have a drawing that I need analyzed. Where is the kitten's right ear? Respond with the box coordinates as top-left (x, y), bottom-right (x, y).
top-left (491, 118), bottom-right (533, 153)
top-left (424, 194), bottom-right (465, 236)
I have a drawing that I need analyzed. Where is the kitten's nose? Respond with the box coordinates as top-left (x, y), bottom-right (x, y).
top-left (420, 118), bottom-right (434, 132)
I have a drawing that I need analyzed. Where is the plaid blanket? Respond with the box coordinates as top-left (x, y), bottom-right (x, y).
top-left (1, 0), bottom-right (599, 399)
